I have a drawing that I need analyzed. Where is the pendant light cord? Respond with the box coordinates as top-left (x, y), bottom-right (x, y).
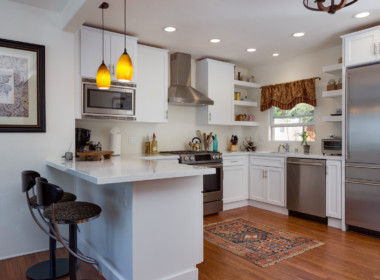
top-left (102, 6), bottom-right (105, 63)
top-left (124, 0), bottom-right (127, 52)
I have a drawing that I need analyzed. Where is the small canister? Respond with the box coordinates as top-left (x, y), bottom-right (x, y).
top-left (234, 92), bottom-right (241, 100)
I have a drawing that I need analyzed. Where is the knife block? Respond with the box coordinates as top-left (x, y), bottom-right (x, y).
top-left (228, 141), bottom-right (238, 152)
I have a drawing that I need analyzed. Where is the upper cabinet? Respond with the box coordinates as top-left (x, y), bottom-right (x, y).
top-left (196, 59), bottom-right (234, 125)
top-left (343, 27), bottom-right (380, 67)
top-left (80, 26), bottom-right (138, 83)
top-left (135, 45), bottom-right (168, 123)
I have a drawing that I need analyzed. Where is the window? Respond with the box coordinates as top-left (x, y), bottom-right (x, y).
top-left (270, 103), bottom-right (315, 142)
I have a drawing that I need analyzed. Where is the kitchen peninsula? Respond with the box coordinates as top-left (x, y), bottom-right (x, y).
top-left (47, 156), bottom-right (215, 280)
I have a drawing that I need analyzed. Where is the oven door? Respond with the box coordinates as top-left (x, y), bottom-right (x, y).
top-left (196, 162), bottom-right (223, 203)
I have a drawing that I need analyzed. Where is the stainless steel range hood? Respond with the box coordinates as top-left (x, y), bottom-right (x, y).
top-left (168, 52), bottom-right (214, 106)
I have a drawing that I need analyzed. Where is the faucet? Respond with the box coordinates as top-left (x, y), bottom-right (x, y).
top-left (278, 143), bottom-right (289, 153)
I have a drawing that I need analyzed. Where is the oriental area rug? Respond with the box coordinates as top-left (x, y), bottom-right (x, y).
top-left (203, 218), bottom-right (323, 267)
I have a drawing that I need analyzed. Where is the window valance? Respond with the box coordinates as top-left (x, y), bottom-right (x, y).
top-left (260, 77), bottom-right (318, 111)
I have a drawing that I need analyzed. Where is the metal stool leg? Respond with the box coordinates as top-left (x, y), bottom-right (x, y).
top-left (69, 224), bottom-right (78, 280)
top-left (25, 225), bottom-right (69, 280)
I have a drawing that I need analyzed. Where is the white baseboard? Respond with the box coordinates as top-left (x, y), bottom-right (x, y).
top-left (223, 200), bottom-right (249, 211)
top-left (328, 217), bottom-right (342, 229)
top-left (248, 200), bottom-right (289, 215)
top-left (166, 268), bottom-right (198, 280)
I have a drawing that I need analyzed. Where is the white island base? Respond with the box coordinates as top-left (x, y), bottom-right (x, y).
top-left (47, 157), bottom-right (211, 280)
top-left (76, 176), bottom-right (202, 280)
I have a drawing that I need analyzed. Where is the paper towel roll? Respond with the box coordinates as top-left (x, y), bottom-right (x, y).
top-left (109, 134), bottom-right (121, 156)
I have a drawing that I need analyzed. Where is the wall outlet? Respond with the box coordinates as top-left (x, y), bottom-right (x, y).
top-left (128, 136), bottom-right (136, 144)
top-left (259, 135), bottom-right (264, 142)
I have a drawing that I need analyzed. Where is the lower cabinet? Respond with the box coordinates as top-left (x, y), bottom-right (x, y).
top-left (326, 160), bottom-right (342, 219)
top-left (249, 156), bottom-right (285, 207)
top-left (223, 156), bottom-right (249, 204)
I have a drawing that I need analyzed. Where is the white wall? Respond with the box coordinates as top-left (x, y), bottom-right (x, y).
top-left (248, 46), bottom-right (342, 154)
top-left (0, 1), bottom-right (75, 259)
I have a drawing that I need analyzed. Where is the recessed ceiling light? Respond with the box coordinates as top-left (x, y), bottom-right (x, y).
top-left (292, 32), bottom-right (305, 38)
top-left (354, 12), bottom-right (370, 18)
top-left (210, 39), bottom-right (221, 43)
top-left (163, 26), bottom-right (176, 32)
top-left (273, 53), bottom-right (279, 57)
top-left (246, 48), bottom-right (257, 53)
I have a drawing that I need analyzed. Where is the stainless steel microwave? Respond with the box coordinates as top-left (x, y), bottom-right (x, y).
top-left (322, 138), bottom-right (342, 155)
top-left (82, 79), bottom-right (136, 120)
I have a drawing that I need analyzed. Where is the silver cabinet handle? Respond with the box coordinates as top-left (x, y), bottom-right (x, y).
top-left (166, 110), bottom-right (168, 119)
top-left (346, 164), bottom-right (380, 170)
top-left (112, 64), bottom-right (115, 75)
top-left (209, 112), bottom-right (211, 121)
top-left (262, 170), bottom-right (265, 178)
top-left (287, 161), bottom-right (324, 167)
top-left (374, 43), bottom-right (377, 56)
top-left (346, 179), bottom-right (380, 187)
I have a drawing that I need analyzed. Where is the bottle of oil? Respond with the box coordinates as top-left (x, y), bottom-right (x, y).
top-left (151, 133), bottom-right (158, 155)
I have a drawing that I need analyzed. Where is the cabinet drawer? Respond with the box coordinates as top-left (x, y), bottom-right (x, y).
top-left (223, 156), bottom-right (248, 166)
top-left (250, 156), bottom-right (285, 168)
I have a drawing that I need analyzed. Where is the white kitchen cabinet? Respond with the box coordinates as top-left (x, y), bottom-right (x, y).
top-left (135, 45), bottom-right (168, 123)
top-left (223, 156), bottom-right (249, 204)
top-left (326, 160), bottom-right (342, 219)
top-left (343, 28), bottom-right (380, 67)
top-left (249, 156), bottom-right (285, 207)
top-left (80, 26), bottom-right (138, 83)
top-left (196, 59), bottom-right (234, 125)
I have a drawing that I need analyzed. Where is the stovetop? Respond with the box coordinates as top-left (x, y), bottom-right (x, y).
top-left (160, 150), bottom-right (222, 164)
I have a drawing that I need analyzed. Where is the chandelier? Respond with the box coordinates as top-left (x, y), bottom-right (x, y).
top-left (303, 0), bottom-right (359, 14)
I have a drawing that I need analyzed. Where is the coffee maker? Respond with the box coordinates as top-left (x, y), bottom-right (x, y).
top-left (75, 128), bottom-right (91, 156)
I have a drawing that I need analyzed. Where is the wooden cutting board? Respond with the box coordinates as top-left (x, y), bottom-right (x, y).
top-left (77, 151), bottom-right (114, 161)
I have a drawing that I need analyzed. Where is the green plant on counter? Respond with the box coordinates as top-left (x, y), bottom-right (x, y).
top-left (299, 131), bottom-right (308, 146)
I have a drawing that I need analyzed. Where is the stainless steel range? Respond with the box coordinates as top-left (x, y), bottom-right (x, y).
top-left (160, 150), bottom-right (223, 216)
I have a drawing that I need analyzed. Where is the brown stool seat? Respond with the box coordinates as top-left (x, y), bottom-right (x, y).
top-left (43, 201), bottom-right (101, 224)
top-left (29, 192), bottom-right (77, 207)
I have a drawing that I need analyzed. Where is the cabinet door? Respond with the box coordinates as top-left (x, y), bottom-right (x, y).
top-left (249, 165), bottom-right (266, 202)
top-left (109, 33), bottom-right (138, 83)
top-left (223, 165), bottom-right (248, 203)
top-left (208, 60), bottom-right (234, 124)
top-left (326, 160), bottom-right (342, 219)
top-left (81, 27), bottom-right (110, 79)
top-left (266, 167), bottom-right (285, 206)
top-left (345, 30), bottom-right (379, 67)
top-left (135, 45), bottom-right (168, 123)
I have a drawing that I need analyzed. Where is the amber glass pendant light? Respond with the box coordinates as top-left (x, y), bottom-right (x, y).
top-left (96, 2), bottom-right (111, 89)
top-left (116, 0), bottom-right (133, 82)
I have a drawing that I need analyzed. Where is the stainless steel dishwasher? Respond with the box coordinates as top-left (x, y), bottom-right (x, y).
top-left (287, 158), bottom-right (326, 219)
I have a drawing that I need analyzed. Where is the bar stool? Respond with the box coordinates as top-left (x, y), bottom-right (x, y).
top-left (22, 170), bottom-right (77, 280)
top-left (35, 177), bottom-right (102, 280)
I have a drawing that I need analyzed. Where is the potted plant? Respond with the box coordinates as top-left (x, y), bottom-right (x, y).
top-left (299, 131), bottom-right (310, 154)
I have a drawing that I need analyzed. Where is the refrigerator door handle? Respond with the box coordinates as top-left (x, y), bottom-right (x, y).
top-left (346, 179), bottom-right (380, 187)
top-left (346, 164), bottom-right (380, 170)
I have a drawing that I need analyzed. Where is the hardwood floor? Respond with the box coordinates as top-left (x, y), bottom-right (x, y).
top-left (198, 206), bottom-right (380, 280)
top-left (2, 206), bottom-right (380, 279)
top-left (0, 249), bottom-right (105, 280)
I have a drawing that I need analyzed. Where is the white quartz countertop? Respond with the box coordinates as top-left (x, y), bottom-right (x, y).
top-left (46, 156), bottom-right (215, 185)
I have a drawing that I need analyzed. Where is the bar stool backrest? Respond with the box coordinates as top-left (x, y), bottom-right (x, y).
top-left (21, 170), bottom-right (41, 193)
top-left (35, 177), bottom-right (64, 207)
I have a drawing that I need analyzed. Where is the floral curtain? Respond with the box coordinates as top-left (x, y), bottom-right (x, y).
top-left (260, 77), bottom-right (318, 111)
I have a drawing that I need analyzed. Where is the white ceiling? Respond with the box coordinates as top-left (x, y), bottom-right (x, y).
top-left (11, 0), bottom-right (380, 68)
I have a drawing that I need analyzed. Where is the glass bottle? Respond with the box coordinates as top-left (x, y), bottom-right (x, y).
top-left (213, 134), bottom-right (218, 152)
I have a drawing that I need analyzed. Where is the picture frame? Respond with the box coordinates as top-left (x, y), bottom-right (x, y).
top-left (0, 38), bottom-right (45, 132)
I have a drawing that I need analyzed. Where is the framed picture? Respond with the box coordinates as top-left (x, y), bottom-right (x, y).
top-left (0, 38), bottom-right (45, 132)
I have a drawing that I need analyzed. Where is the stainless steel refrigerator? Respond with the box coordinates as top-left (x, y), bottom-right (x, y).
top-left (346, 62), bottom-right (380, 232)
